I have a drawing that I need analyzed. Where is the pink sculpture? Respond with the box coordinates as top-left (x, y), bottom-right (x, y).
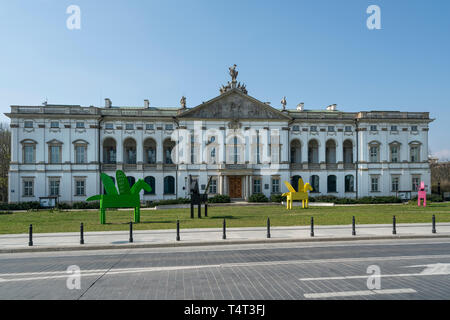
top-left (417, 181), bottom-right (427, 207)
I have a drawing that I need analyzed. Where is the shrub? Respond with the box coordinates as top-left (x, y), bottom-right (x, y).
top-left (146, 198), bottom-right (191, 207)
top-left (248, 193), bottom-right (269, 203)
top-left (270, 194), bottom-right (285, 203)
top-left (0, 202), bottom-right (41, 211)
top-left (208, 195), bottom-right (231, 203)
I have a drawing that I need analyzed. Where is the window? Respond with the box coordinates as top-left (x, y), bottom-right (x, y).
top-left (291, 176), bottom-right (302, 192)
top-left (49, 145), bottom-right (61, 163)
top-left (345, 175), bottom-right (354, 192)
top-left (105, 123), bottom-right (114, 130)
top-left (209, 178), bottom-right (217, 194)
top-left (146, 123), bottom-right (154, 130)
top-left (50, 121), bottom-right (59, 128)
top-left (310, 126), bottom-right (317, 132)
top-left (371, 176), bottom-right (379, 192)
top-left (24, 121), bottom-right (33, 128)
top-left (49, 179), bottom-right (60, 196)
top-left (76, 122), bottom-right (85, 129)
top-left (164, 176), bottom-right (175, 194)
top-left (75, 180), bottom-right (86, 196)
top-left (345, 126), bottom-right (352, 132)
top-left (144, 176), bottom-right (156, 195)
top-left (253, 179), bottom-right (261, 194)
top-left (392, 176), bottom-right (399, 192)
top-left (23, 180), bottom-right (34, 197)
top-left (370, 125), bottom-right (377, 131)
top-left (23, 144), bottom-right (35, 164)
top-left (311, 175), bottom-right (319, 193)
top-left (272, 179), bottom-right (280, 193)
top-left (369, 144), bottom-right (379, 162)
top-left (147, 147), bottom-right (156, 164)
top-left (412, 177), bottom-right (420, 192)
top-left (165, 124), bottom-right (174, 131)
top-left (125, 123), bottom-right (134, 131)
top-left (411, 126), bottom-right (418, 132)
top-left (390, 145), bottom-right (399, 163)
top-left (292, 125), bottom-right (300, 132)
top-left (410, 145), bottom-right (420, 162)
top-left (75, 145), bottom-right (87, 164)
top-left (391, 125), bottom-right (398, 132)
top-left (127, 176), bottom-right (136, 188)
top-left (328, 126), bottom-right (335, 132)
top-left (327, 175), bottom-right (337, 193)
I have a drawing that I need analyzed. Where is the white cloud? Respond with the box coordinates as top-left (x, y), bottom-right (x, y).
top-left (433, 149), bottom-right (450, 161)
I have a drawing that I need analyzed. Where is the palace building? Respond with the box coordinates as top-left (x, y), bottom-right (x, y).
top-left (5, 66), bottom-right (432, 204)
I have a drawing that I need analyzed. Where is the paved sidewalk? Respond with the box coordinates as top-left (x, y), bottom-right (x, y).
top-left (0, 222), bottom-right (449, 253)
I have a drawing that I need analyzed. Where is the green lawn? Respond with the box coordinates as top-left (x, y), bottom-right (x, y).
top-left (0, 202), bottom-right (449, 235)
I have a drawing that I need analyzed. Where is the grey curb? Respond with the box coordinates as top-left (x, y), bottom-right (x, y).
top-left (1, 234), bottom-right (449, 254)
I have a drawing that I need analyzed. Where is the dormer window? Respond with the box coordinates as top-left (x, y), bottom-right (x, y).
top-left (328, 126), bottom-right (335, 132)
top-left (345, 126), bottom-right (352, 132)
top-left (165, 124), bottom-right (174, 131)
top-left (391, 125), bottom-right (398, 132)
top-left (24, 121), bottom-right (33, 128)
top-left (310, 126), bottom-right (317, 132)
top-left (50, 121), bottom-right (59, 128)
top-left (292, 125), bottom-right (300, 132)
top-left (146, 123), bottom-right (154, 130)
top-left (105, 123), bottom-right (114, 130)
top-left (125, 123), bottom-right (134, 131)
top-left (411, 125), bottom-right (418, 132)
top-left (370, 125), bottom-right (377, 131)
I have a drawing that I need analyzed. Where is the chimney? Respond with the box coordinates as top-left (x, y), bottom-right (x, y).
top-left (144, 99), bottom-right (150, 109)
top-left (296, 103), bottom-right (305, 111)
top-left (326, 104), bottom-right (337, 111)
top-left (105, 98), bottom-right (112, 108)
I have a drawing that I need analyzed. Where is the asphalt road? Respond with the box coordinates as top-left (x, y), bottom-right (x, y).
top-left (0, 238), bottom-right (449, 300)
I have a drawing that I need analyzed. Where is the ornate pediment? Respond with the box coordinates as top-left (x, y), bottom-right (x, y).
top-left (178, 89), bottom-right (291, 121)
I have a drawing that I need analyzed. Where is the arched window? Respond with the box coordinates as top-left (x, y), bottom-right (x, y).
top-left (144, 176), bottom-right (155, 195)
top-left (21, 139), bottom-right (37, 164)
top-left (325, 140), bottom-right (336, 164)
top-left (389, 142), bottom-right (401, 163)
top-left (127, 176), bottom-right (136, 188)
top-left (290, 140), bottom-right (302, 164)
top-left (103, 138), bottom-right (117, 164)
top-left (164, 176), bottom-right (175, 194)
top-left (409, 142), bottom-right (421, 163)
top-left (123, 138), bottom-right (137, 164)
top-left (144, 138), bottom-right (157, 164)
top-left (343, 140), bottom-right (353, 164)
top-left (345, 175), bottom-right (354, 192)
top-left (327, 175), bottom-right (337, 193)
top-left (163, 139), bottom-right (175, 164)
top-left (291, 175), bottom-right (302, 192)
top-left (311, 175), bottom-right (320, 193)
top-left (308, 140), bottom-right (319, 164)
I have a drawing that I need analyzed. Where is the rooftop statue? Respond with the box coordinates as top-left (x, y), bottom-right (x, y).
top-left (229, 64), bottom-right (238, 81)
top-left (281, 96), bottom-right (287, 110)
top-left (180, 96), bottom-right (187, 109)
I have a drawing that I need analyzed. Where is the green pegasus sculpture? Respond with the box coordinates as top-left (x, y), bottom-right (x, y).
top-left (86, 170), bottom-right (152, 224)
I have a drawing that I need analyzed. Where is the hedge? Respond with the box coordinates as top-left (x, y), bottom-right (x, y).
top-left (248, 193), bottom-right (269, 203)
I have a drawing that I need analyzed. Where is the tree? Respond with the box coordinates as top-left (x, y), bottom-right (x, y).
top-left (0, 123), bottom-right (10, 203)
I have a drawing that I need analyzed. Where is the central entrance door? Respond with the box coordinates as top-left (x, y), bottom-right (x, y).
top-left (228, 176), bottom-right (242, 199)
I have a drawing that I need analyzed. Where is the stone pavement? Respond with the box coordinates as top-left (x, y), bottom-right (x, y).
top-left (1, 222), bottom-right (449, 253)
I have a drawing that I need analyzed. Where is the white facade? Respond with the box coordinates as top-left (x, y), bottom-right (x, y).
top-left (5, 80), bottom-right (432, 204)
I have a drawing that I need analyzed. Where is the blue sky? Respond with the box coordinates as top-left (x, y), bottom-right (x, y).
top-left (0, 0), bottom-right (449, 159)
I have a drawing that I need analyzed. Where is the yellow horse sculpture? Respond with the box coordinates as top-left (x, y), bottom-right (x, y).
top-left (282, 177), bottom-right (313, 209)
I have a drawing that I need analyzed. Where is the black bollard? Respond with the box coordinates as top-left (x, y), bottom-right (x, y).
top-left (190, 203), bottom-right (194, 219)
top-left (267, 218), bottom-right (271, 239)
top-left (28, 224), bottom-right (33, 247)
top-left (392, 216), bottom-right (397, 235)
top-left (198, 203), bottom-right (201, 219)
top-left (432, 215), bottom-right (436, 234)
top-left (129, 222), bottom-right (133, 243)
top-left (80, 223), bottom-right (85, 245)
top-left (310, 217), bottom-right (314, 237)
top-left (176, 220), bottom-right (180, 241)
top-left (222, 219), bottom-right (226, 240)
top-left (205, 203), bottom-right (208, 217)
top-left (352, 216), bottom-right (356, 236)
